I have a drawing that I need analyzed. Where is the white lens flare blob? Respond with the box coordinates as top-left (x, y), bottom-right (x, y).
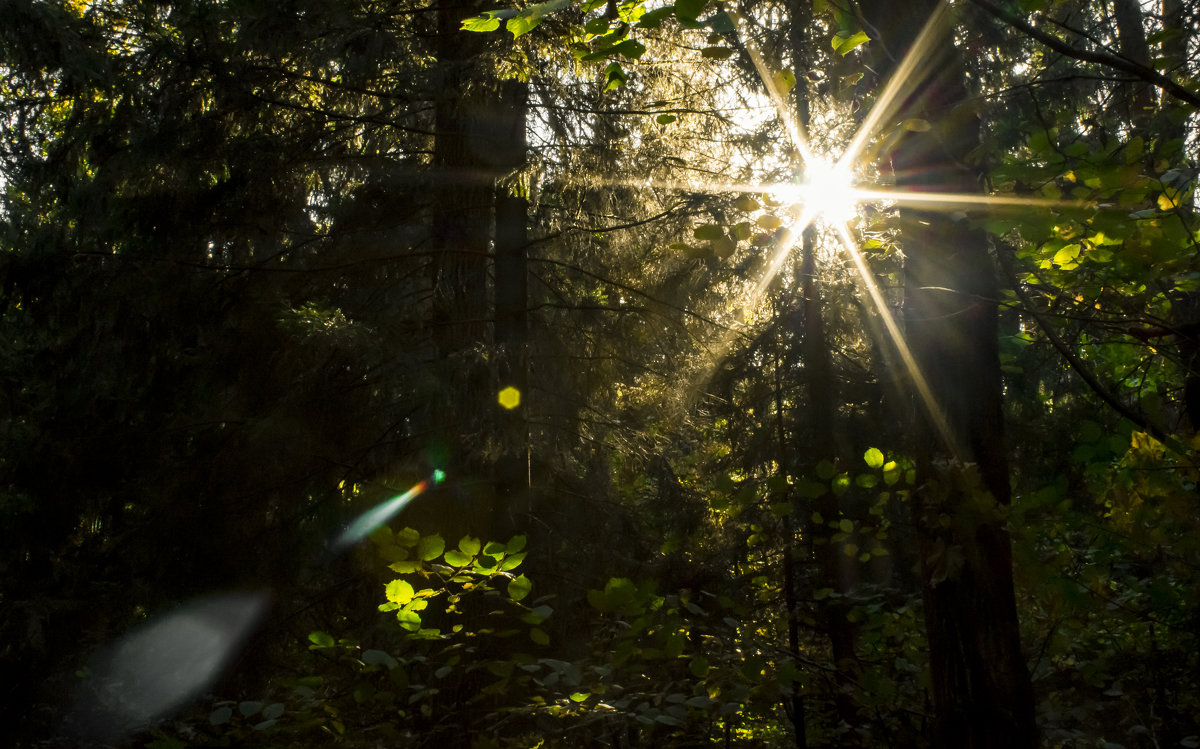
top-left (69, 591), bottom-right (269, 742)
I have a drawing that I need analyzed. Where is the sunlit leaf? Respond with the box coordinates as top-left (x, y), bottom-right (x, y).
top-left (508, 574), bottom-right (532, 601)
top-left (417, 535), bottom-right (445, 561)
top-left (733, 195), bottom-right (761, 212)
top-left (461, 15), bottom-right (501, 32)
top-left (771, 69), bottom-right (797, 95)
top-left (500, 551), bottom-right (526, 570)
top-left (385, 579), bottom-right (415, 605)
top-left (832, 30), bottom-right (869, 56)
top-left (863, 447), bottom-right (884, 468)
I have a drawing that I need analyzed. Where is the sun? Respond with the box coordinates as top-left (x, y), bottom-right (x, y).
top-left (774, 156), bottom-right (860, 225)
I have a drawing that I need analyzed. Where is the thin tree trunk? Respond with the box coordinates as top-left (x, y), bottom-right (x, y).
top-left (855, 2), bottom-right (1037, 746)
top-left (774, 316), bottom-right (808, 749)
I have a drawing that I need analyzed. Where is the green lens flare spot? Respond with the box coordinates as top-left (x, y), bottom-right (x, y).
top-left (498, 386), bottom-right (521, 410)
top-left (432, 469), bottom-right (446, 484)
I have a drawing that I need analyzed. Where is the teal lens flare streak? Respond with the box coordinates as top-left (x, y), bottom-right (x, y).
top-left (331, 471), bottom-right (444, 551)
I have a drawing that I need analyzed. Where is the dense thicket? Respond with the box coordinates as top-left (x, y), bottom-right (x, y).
top-left (2, 0), bottom-right (1199, 747)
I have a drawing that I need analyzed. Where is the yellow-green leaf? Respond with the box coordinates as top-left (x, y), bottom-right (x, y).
top-left (508, 574), bottom-right (532, 601)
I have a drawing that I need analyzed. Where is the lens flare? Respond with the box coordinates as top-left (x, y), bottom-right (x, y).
top-left (68, 592), bottom-right (269, 742)
top-left (330, 470), bottom-right (447, 552)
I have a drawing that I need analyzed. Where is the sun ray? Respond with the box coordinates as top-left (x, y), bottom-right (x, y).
top-left (831, 222), bottom-right (960, 457)
top-left (841, 2), bottom-right (956, 171)
top-left (853, 187), bottom-right (1091, 210)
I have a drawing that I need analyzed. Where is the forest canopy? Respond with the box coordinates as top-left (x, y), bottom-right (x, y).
top-left (2, 0), bottom-right (1199, 747)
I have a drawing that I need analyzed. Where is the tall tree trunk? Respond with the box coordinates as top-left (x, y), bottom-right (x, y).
top-left (1113, 0), bottom-right (1154, 136)
top-left (492, 78), bottom-right (530, 534)
top-left (430, 0), bottom-right (492, 505)
top-left (788, 1), bottom-right (860, 739)
top-left (855, 2), bottom-right (1038, 746)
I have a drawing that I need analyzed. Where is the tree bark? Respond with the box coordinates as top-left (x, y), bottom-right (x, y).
top-left (855, 2), bottom-right (1038, 746)
top-left (430, 0), bottom-right (492, 496)
top-left (788, 1), bottom-right (861, 739)
top-left (492, 78), bottom-right (530, 534)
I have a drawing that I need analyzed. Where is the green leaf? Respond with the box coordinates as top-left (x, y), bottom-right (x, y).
top-left (734, 195), bottom-right (761, 212)
top-left (508, 573), bottom-right (532, 601)
top-left (308, 631), bottom-right (335, 649)
top-left (385, 579), bottom-right (415, 604)
top-left (388, 560), bottom-right (421, 574)
top-left (838, 518), bottom-right (853, 533)
top-left (1052, 243), bottom-right (1081, 267)
top-left (483, 541), bottom-right (507, 555)
top-left (604, 61), bottom-right (628, 91)
top-left (694, 224), bottom-right (725, 241)
top-left (417, 534), bottom-right (445, 561)
top-left (474, 554), bottom-right (498, 570)
top-left (832, 30), bottom-right (870, 56)
top-left (707, 11), bottom-right (736, 32)
top-left (444, 549), bottom-right (472, 567)
top-left (614, 39), bottom-right (647, 59)
top-left (771, 69), bottom-right (797, 95)
top-left (459, 535), bottom-right (482, 555)
top-left (506, 534), bottom-right (527, 552)
top-left (584, 17), bottom-right (611, 34)
top-left (506, 14), bottom-right (539, 38)
top-left (712, 236), bottom-right (736, 258)
top-left (362, 649), bottom-right (398, 669)
top-left (815, 460), bottom-right (836, 480)
top-left (656, 113), bottom-right (677, 124)
top-left (701, 46), bottom-right (734, 60)
top-left (461, 15), bottom-right (501, 32)
top-left (569, 691), bottom-right (590, 702)
top-left (396, 527), bottom-right (420, 547)
top-left (530, 627), bottom-right (551, 645)
top-left (676, 0), bottom-right (708, 22)
top-left (396, 610), bottom-right (422, 631)
top-left (500, 551), bottom-right (527, 570)
top-left (863, 447), bottom-right (884, 469)
top-left (689, 656), bottom-right (710, 677)
top-left (757, 214), bottom-right (783, 230)
top-left (638, 6), bottom-right (675, 28)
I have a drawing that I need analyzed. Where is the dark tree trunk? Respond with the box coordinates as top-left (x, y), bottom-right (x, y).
top-left (855, 2), bottom-right (1038, 746)
top-left (492, 78), bottom-right (530, 534)
top-left (788, 1), bottom-right (860, 739)
top-left (430, 0), bottom-right (492, 510)
top-left (1113, 0), bottom-right (1154, 136)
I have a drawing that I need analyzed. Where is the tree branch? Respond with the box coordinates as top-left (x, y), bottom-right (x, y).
top-left (968, 0), bottom-right (1200, 110)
